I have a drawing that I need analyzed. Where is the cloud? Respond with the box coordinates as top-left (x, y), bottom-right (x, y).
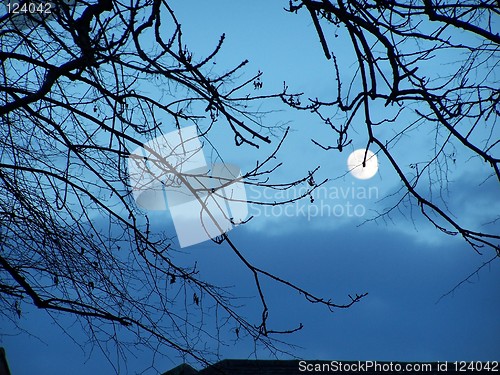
top-left (217, 218), bottom-right (500, 361)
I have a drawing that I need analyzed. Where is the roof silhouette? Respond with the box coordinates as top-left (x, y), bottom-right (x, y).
top-left (0, 348), bottom-right (11, 375)
top-left (162, 363), bottom-right (199, 375)
top-left (163, 359), bottom-right (452, 375)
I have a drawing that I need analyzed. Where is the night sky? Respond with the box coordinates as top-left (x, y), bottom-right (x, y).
top-left (1, 1), bottom-right (499, 374)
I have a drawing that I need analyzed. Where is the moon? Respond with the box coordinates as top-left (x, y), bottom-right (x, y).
top-left (347, 149), bottom-right (378, 180)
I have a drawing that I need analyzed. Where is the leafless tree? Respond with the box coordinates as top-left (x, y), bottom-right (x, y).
top-left (0, 0), bottom-right (365, 371)
top-left (286, 0), bottom-right (499, 256)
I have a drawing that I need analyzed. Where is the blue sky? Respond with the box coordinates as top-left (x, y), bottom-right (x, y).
top-left (1, 1), bottom-right (499, 374)
top-left (3, 218), bottom-right (500, 374)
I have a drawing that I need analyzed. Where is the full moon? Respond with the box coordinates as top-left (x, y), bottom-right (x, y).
top-left (347, 149), bottom-right (379, 180)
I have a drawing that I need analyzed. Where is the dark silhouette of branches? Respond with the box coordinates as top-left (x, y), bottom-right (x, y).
top-left (286, 0), bottom-right (499, 255)
top-left (0, 0), bottom-right (366, 370)
top-left (4, 0), bottom-right (497, 370)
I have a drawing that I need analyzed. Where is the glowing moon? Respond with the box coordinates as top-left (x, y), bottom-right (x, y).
top-left (347, 149), bottom-right (378, 180)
